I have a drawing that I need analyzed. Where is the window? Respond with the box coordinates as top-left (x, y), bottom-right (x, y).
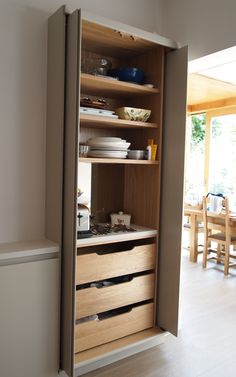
top-left (185, 113), bottom-right (206, 197)
top-left (208, 113), bottom-right (236, 195)
top-left (185, 107), bottom-right (236, 202)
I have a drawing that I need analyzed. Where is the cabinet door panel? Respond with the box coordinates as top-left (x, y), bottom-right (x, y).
top-left (46, 5), bottom-right (65, 244)
top-left (61, 9), bottom-right (81, 377)
top-left (157, 46), bottom-right (188, 336)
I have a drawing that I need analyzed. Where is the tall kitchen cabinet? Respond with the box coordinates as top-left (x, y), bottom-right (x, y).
top-left (46, 6), bottom-right (187, 377)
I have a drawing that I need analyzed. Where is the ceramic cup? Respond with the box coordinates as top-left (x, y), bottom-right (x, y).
top-left (79, 145), bottom-right (89, 157)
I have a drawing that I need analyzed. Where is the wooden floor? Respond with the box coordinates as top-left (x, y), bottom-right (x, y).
top-left (83, 251), bottom-right (236, 377)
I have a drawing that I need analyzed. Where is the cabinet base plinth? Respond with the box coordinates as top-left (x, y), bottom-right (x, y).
top-left (74, 328), bottom-right (168, 376)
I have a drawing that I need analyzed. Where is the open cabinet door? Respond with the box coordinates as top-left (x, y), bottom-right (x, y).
top-left (46, 6), bottom-right (66, 244)
top-left (157, 46), bottom-right (188, 336)
top-left (61, 9), bottom-right (81, 377)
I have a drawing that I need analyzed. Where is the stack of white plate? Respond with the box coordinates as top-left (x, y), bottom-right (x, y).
top-left (87, 137), bottom-right (130, 159)
top-left (80, 107), bottom-right (118, 118)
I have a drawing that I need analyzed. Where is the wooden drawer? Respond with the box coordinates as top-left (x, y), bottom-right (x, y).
top-left (75, 302), bottom-right (154, 353)
top-left (76, 243), bottom-right (156, 284)
top-left (76, 273), bottom-right (155, 319)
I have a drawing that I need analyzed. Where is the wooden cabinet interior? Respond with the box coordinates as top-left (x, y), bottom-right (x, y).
top-left (80, 21), bottom-right (164, 152)
top-left (81, 163), bottom-right (159, 227)
top-left (79, 19), bottom-right (164, 227)
top-left (75, 16), bottom-right (164, 367)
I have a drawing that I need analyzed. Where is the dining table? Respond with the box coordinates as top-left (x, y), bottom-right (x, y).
top-left (184, 205), bottom-right (236, 262)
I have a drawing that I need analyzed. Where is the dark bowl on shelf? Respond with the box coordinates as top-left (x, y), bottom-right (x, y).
top-left (108, 67), bottom-right (144, 84)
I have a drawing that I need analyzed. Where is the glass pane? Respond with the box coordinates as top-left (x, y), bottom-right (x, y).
top-left (209, 114), bottom-right (236, 196)
top-left (184, 114), bottom-right (206, 203)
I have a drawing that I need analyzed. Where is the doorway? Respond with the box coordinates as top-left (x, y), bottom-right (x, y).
top-left (183, 46), bottom-right (236, 260)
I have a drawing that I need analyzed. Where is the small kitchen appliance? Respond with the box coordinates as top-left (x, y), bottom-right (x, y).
top-left (77, 204), bottom-right (92, 238)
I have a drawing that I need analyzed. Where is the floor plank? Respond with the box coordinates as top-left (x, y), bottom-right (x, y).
top-left (82, 251), bottom-right (236, 377)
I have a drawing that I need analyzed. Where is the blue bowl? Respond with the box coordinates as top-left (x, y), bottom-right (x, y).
top-left (108, 68), bottom-right (144, 84)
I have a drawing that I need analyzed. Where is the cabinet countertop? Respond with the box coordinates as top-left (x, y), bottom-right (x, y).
top-left (77, 225), bottom-right (158, 247)
top-left (0, 239), bottom-right (59, 264)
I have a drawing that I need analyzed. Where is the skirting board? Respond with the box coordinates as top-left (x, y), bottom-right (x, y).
top-left (74, 329), bottom-right (169, 376)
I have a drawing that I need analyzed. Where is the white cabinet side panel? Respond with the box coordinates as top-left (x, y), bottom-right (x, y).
top-left (0, 259), bottom-right (60, 377)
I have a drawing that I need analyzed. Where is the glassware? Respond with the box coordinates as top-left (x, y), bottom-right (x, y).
top-left (79, 145), bottom-right (89, 157)
top-left (81, 57), bottom-right (111, 76)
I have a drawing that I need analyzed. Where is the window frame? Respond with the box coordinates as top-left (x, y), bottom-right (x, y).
top-left (187, 106), bottom-right (236, 195)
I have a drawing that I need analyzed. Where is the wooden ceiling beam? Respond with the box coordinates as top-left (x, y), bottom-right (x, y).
top-left (187, 96), bottom-right (236, 114)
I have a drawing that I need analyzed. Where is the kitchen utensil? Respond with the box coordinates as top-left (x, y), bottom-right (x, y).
top-left (87, 150), bottom-right (128, 158)
top-left (80, 97), bottom-right (108, 109)
top-left (88, 141), bottom-right (130, 149)
top-left (80, 107), bottom-right (119, 118)
top-left (127, 150), bottom-right (145, 159)
top-left (81, 57), bottom-right (111, 76)
top-left (79, 145), bottom-right (89, 157)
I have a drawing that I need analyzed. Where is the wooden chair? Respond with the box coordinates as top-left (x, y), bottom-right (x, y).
top-left (202, 196), bottom-right (236, 275)
top-left (183, 219), bottom-right (204, 258)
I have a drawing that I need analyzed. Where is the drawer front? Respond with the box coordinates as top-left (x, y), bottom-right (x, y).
top-left (75, 302), bottom-right (154, 353)
top-left (76, 243), bottom-right (156, 284)
top-left (76, 273), bottom-right (155, 319)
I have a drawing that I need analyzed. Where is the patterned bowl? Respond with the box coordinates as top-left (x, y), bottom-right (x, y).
top-left (115, 107), bottom-right (151, 122)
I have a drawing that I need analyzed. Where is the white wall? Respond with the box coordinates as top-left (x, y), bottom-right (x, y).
top-left (0, 0), bottom-right (158, 243)
top-left (154, 0), bottom-right (168, 37)
top-left (161, 0), bottom-right (236, 60)
top-left (0, 1), bottom-right (47, 243)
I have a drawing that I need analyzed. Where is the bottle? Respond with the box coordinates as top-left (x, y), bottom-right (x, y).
top-left (147, 138), bottom-right (154, 146)
top-left (145, 145), bottom-right (152, 160)
top-left (151, 144), bottom-right (157, 160)
top-left (147, 138), bottom-right (157, 160)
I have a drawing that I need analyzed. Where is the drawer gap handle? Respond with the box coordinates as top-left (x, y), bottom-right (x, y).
top-left (91, 276), bottom-right (134, 289)
top-left (96, 300), bottom-right (152, 320)
top-left (76, 300), bottom-right (153, 325)
top-left (98, 306), bottom-right (133, 321)
top-left (77, 271), bottom-right (154, 290)
top-left (96, 247), bottom-right (135, 256)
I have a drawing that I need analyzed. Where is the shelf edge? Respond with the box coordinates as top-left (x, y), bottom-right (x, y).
top-left (79, 157), bottom-right (159, 165)
top-left (76, 226), bottom-right (158, 247)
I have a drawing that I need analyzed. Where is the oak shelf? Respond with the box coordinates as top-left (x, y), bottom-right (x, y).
top-left (81, 73), bottom-right (159, 98)
top-left (80, 113), bottom-right (158, 129)
top-left (79, 157), bottom-right (159, 165)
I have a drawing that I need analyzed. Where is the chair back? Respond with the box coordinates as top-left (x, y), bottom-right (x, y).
top-left (202, 196), bottom-right (231, 240)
